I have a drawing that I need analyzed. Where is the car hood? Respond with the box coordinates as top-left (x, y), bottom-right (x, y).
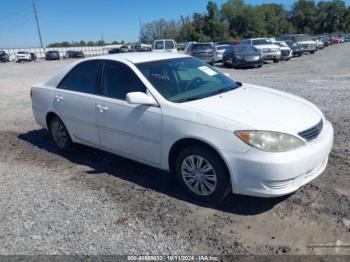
top-left (183, 83), bottom-right (322, 134)
top-left (254, 44), bottom-right (280, 50)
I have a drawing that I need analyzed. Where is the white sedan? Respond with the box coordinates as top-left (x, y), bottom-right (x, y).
top-left (31, 53), bottom-right (333, 202)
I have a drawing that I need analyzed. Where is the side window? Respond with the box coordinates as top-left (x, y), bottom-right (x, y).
top-left (58, 61), bottom-right (100, 94)
top-left (154, 41), bottom-right (164, 50)
top-left (101, 61), bottom-right (146, 100)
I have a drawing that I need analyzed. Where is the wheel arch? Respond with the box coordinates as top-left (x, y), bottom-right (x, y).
top-left (168, 137), bottom-right (231, 180)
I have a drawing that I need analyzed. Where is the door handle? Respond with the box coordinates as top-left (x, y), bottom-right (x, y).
top-left (55, 95), bottom-right (63, 101)
top-left (97, 104), bottom-right (109, 112)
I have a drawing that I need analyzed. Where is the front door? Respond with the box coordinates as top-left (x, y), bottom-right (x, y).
top-left (96, 60), bottom-right (162, 166)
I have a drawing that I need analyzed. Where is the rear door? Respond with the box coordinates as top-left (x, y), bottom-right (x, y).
top-left (95, 60), bottom-right (162, 166)
top-left (53, 60), bottom-right (102, 146)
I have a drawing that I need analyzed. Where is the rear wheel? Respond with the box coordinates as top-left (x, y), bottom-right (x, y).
top-left (273, 58), bottom-right (280, 63)
top-left (175, 146), bottom-right (230, 202)
top-left (310, 51), bottom-right (315, 54)
top-left (49, 116), bottom-right (72, 151)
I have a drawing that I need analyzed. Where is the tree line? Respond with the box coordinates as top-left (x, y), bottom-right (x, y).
top-left (47, 40), bottom-right (125, 48)
top-left (141, 0), bottom-right (350, 43)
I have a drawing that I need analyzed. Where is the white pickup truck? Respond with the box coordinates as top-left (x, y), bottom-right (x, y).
top-left (241, 38), bottom-right (281, 63)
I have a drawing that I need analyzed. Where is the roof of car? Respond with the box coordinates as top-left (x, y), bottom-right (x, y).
top-left (87, 52), bottom-right (190, 64)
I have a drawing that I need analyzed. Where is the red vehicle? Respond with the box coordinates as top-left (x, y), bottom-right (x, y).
top-left (331, 36), bottom-right (340, 44)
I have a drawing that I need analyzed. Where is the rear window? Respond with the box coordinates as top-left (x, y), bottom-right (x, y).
top-left (252, 39), bottom-right (271, 45)
top-left (192, 44), bottom-right (213, 50)
top-left (294, 35), bottom-right (312, 42)
top-left (154, 41), bottom-right (164, 50)
top-left (165, 41), bottom-right (175, 49)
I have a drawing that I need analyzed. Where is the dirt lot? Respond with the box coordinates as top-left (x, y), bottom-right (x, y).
top-left (0, 44), bottom-right (349, 255)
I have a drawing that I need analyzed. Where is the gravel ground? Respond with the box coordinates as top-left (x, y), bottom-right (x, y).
top-left (0, 44), bottom-right (349, 255)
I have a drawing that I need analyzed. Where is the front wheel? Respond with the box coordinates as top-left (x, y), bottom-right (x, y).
top-left (49, 116), bottom-right (73, 151)
top-left (175, 146), bottom-right (230, 202)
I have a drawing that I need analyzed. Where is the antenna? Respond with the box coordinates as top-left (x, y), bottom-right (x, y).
top-left (32, 0), bottom-right (43, 48)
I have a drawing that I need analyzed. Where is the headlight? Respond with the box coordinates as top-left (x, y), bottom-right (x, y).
top-left (235, 131), bottom-right (305, 152)
top-left (236, 55), bottom-right (242, 59)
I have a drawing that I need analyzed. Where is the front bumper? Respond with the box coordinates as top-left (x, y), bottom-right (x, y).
top-left (222, 120), bottom-right (333, 197)
top-left (302, 45), bottom-right (317, 52)
top-left (261, 52), bottom-right (281, 60)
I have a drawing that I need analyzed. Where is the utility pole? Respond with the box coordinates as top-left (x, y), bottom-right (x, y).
top-left (32, 0), bottom-right (44, 48)
top-left (139, 17), bottom-right (142, 43)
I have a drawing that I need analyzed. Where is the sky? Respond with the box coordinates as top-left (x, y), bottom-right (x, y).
top-left (0, 0), bottom-right (348, 48)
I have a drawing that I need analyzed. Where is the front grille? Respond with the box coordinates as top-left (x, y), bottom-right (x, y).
top-left (298, 120), bottom-right (323, 141)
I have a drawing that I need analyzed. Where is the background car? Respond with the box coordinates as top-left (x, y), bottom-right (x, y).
top-left (273, 41), bottom-right (292, 60)
top-left (0, 51), bottom-right (9, 62)
top-left (177, 42), bottom-right (188, 51)
top-left (152, 39), bottom-right (177, 53)
top-left (241, 38), bottom-right (281, 63)
top-left (214, 44), bottom-right (230, 62)
top-left (184, 43), bottom-right (216, 65)
top-left (223, 45), bottom-right (263, 68)
top-left (216, 40), bottom-right (241, 46)
top-left (312, 37), bottom-right (325, 49)
top-left (30, 53), bottom-right (37, 61)
top-left (45, 50), bottom-right (60, 60)
top-left (331, 36), bottom-right (341, 44)
top-left (66, 50), bottom-right (85, 58)
top-left (285, 40), bottom-right (304, 57)
top-left (278, 34), bottom-right (317, 54)
top-left (16, 51), bottom-right (32, 62)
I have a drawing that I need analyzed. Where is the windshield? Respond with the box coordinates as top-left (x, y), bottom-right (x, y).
top-left (252, 39), bottom-right (271, 45)
top-left (136, 57), bottom-right (240, 103)
top-left (294, 35), bottom-right (312, 42)
top-left (275, 42), bottom-right (288, 47)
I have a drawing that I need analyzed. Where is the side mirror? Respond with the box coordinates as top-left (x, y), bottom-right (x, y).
top-left (126, 92), bottom-right (158, 106)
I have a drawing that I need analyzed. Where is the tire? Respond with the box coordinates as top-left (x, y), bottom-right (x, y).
top-left (175, 146), bottom-right (230, 202)
top-left (273, 58), bottom-right (280, 63)
top-left (49, 115), bottom-right (73, 151)
top-left (310, 51), bottom-right (315, 54)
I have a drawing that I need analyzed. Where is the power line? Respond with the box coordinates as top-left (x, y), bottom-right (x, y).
top-left (0, 5), bottom-right (32, 23)
top-left (0, 12), bottom-right (34, 30)
top-left (0, 15), bottom-right (34, 32)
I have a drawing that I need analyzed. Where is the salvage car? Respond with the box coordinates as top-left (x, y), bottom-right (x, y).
top-left (0, 51), bottom-right (9, 62)
top-left (45, 50), bottom-right (60, 60)
top-left (285, 40), bottom-right (304, 57)
top-left (16, 51), bottom-right (32, 62)
top-left (214, 44), bottom-right (230, 62)
top-left (241, 38), bottom-right (281, 63)
top-left (185, 43), bottom-right (216, 65)
top-left (272, 41), bottom-right (292, 60)
top-left (152, 39), bottom-right (177, 53)
top-left (222, 45), bottom-right (263, 68)
top-left (279, 34), bottom-right (317, 54)
top-left (66, 50), bottom-right (85, 58)
top-left (31, 53), bottom-right (333, 202)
